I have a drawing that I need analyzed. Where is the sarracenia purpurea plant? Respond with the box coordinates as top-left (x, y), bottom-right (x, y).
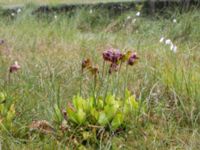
top-left (52, 48), bottom-right (140, 133)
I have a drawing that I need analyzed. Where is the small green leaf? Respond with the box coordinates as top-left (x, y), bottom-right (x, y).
top-left (82, 131), bottom-right (92, 140)
top-left (53, 104), bottom-right (62, 123)
top-left (78, 145), bottom-right (87, 150)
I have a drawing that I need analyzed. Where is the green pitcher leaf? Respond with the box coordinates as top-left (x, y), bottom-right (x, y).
top-left (6, 104), bottom-right (15, 123)
top-left (0, 92), bottom-right (6, 102)
top-left (73, 96), bottom-right (89, 112)
top-left (88, 97), bottom-right (94, 109)
top-left (0, 104), bottom-right (4, 114)
top-left (90, 108), bottom-right (99, 120)
top-left (104, 105), bottom-right (117, 121)
top-left (73, 95), bottom-right (83, 110)
top-left (130, 96), bottom-right (139, 110)
top-left (126, 95), bottom-right (138, 111)
top-left (98, 112), bottom-right (108, 126)
top-left (111, 113), bottom-right (124, 130)
top-left (97, 99), bottom-right (104, 109)
top-left (66, 107), bottom-right (78, 124)
top-left (125, 89), bottom-right (131, 99)
top-left (76, 109), bottom-right (86, 124)
top-left (106, 94), bottom-right (116, 105)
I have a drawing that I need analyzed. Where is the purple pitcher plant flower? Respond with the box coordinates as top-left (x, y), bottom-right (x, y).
top-left (127, 52), bottom-right (139, 66)
top-left (102, 48), bottom-right (138, 73)
top-left (102, 48), bottom-right (124, 73)
top-left (82, 58), bottom-right (92, 70)
top-left (102, 48), bottom-right (123, 64)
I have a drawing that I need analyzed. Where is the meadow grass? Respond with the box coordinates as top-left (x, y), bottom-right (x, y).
top-left (0, 6), bottom-right (200, 149)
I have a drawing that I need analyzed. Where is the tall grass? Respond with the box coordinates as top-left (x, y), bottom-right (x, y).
top-left (0, 6), bottom-right (200, 149)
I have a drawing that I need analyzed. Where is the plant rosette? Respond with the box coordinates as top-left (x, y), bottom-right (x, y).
top-left (57, 90), bottom-right (139, 131)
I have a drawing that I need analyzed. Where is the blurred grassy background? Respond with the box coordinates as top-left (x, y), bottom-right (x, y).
top-left (0, 3), bottom-right (200, 149)
top-left (0, 0), bottom-right (136, 5)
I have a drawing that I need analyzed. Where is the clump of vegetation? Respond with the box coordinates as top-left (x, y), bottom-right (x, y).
top-left (0, 92), bottom-right (16, 131)
top-left (65, 91), bottom-right (138, 130)
top-left (50, 91), bottom-right (139, 148)
top-left (48, 48), bottom-right (141, 147)
top-left (0, 3), bottom-right (200, 149)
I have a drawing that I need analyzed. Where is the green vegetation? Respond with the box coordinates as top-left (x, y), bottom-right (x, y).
top-left (0, 0), bottom-right (135, 6)
top-left (0, 5), bottom-right (200, 149)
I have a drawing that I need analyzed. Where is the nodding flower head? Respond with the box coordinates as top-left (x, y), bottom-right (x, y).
top-left (128, 53), bottom-right (139, 66)
top-left (82, 58), bottom-right (91, 70)
top-left (90, 65), bottom-right (99, 76)
top-left (103, 49), bottom-right (113, 62)
top-left (81, 58), bottom-right (99, 76)
top-left (112, 50), bottom-right (123, 63)
top-left (103, 48), bottom-right (123, 63)
top-left (9, 61), bottom-right (21, 73)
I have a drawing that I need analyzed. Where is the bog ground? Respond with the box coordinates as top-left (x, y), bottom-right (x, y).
top-left (0, 2), bottom-right (200, 150)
